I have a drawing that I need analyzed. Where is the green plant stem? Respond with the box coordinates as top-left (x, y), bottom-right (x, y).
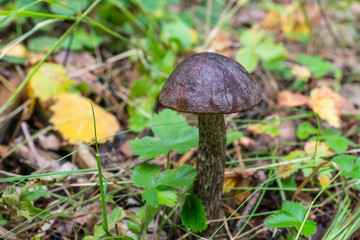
top-left (313, 116), bottom-right (321, 167)
top-left (90, 101), bottom-right (111, 236)
top-left (294, 170), bottom-right (343, 240)
top-left (0, 0), bottom-right (101, 116)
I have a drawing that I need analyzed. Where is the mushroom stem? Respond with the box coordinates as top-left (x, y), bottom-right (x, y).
top-left (194, 113), bottom-right (226, 235)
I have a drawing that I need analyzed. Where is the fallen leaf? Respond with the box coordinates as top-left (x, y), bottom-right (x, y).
top-left (262, 4), bottom-right (312, 40)
top-left (291, 64), bottom-right (311, 82)
top-left (304, 141), bottom-right (333, 156)
top-left (0, 44), bottom-right (28, 58)
top-left (278, 90), bottom-right (309, 107)
top-left (317, 169), bottom-right (332, 187)
top-left (223, 177), bottom-right (237, 194)
top-left (50, 93), bottom-right (120, 144)
top-left (308, 87), bottom-right (355, 128)
top-left (28, 63), bottom-right (75, 102)
top-left (210, 32), bottom-right (233, 52)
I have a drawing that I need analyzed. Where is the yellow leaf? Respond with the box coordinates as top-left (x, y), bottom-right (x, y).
top-left (262, 11), bottom-right (282, 30)
top-left (223, 177), bottom-right (237, 194)
top-left (1, 44), bottom-right (28, 58)
top-left (317, 169), bottom-right (332, 187)
top-left (28, 63), bottom-right (74, 102)
top-left (262, 5), bottom-right (310, 41)
top-left (318, 173), bottom-right (331, 187)
top-left (277, 90), bottom-right (309, 107)
top-left (291, 64), bottom-right (311, 82)
top-left (189, 28), bottom-right (198, 44)
top-left (308, 87), bottom-right (355, 128)
top-left (50, 93), bottom-right (120, 144)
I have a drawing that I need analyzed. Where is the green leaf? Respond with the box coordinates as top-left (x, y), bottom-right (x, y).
top-left (162, 19), bottom-right (192, 48)
top-left (130, 109), bottom-right (198, 158)
top-left (132, 163), bottom-right (161, 188)
top-left (129, 77), bottom-right (152, 99)
top-left (20, 183), bottom-right (47, 201)
top-left (180, 193), bottom-right (207, 232)
top-left (94, 207), bottom-right (126, 237)
top-left (266, 201), bottom-right (316, 237)
top-left (156, 185), bottom-right (177, 207)
top-left (157, 165), bottom-right (197, 187)
top-left (226, 131), bottom-right (244, 145)
top-left (297, 54), bottom-right (342, 80)
top-left (150, 109), bottom-right (198, 151)
top-left (28, 36), bottom-right (58, 52)
top-left (296, 220), bottom-right (317, 236)
top-left (239, 29), bottom-right (265, 47)
top-left (142, 188), bottom-right (158, 206)
top-left (256, 40), bottom-right (287, 62)
top-left (331, 155), bottom-right (356, 172)
top-left (17, 200), bottom-right (50, 218)
top-left (129, 137), bottom-right (169, 159)
top-left (142, 186), bottom-right (177, 207)
top-left (266, 211), bottom-right (299, 227)
top-left (282, 201), bottom-right (306, 221)
top-left (324, 135), bottom-right (349, 153)
top-left (296, 122), bottom-right (317, 139)
top-left (236, 47), bottom-right (258, 73)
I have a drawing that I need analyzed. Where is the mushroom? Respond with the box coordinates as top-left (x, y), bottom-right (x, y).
top-left (159, 52), bottom-right (261, 236)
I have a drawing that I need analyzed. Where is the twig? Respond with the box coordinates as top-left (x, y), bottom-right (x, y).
top-left (21, 121), bottom-right (45, 169)
top-left (233, 171), bottom-right (267, 237)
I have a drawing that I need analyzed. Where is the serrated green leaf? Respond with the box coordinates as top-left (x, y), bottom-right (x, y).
top-left (132, 163), bottom-right (161, 188)
top-left (142, 188), bottom-right (158, 205)
top-left (266, 211), bottom-right (299, 227)
top-left (282, 201), bottom-right (306, 221)
top-left (296, 220), bottom-right (317, 236)
top-left (157, 165), bottom-right (196, 187)
top-left (324, 135), bottom-right (349, 153)
top-left (129, 137), bottom-right (169, 159)
top-left (150, 109), bottom-right (198, 150)
top-left (131, 109), bottom-right (198, 158)
top-left (266, 201), bottom-right (316, 237)
top-left (156, 185), bottom-right (177, 207)
top-left (236, 47), bottom-right (258, 73)
top-left (180, 193), bottom-right (207, 232)
top-left (331, 155), bottom-right (356, 172)
top-left (296, 122), bottom-right (317, 139)
top-left (141, 186), bottom-right (177, 207)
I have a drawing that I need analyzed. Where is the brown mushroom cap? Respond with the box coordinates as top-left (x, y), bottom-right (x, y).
top-left (159, 52), bottom-right (262, 114)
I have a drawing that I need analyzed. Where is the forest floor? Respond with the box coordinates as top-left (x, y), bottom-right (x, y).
top-left (1, 1), bottom-right (360, 239)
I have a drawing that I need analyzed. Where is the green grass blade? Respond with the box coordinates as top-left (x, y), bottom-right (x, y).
top-left (0, 0), bottom-right (42, 27)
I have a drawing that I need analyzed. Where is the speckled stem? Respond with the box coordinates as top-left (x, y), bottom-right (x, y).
top-left (193, 113), bottom-right (226, 237)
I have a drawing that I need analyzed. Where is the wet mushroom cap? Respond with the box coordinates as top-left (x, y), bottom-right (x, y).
top-left (159, 52), bottom-right (261, 114)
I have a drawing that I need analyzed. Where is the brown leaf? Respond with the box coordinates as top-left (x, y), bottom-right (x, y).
top-left (308, 87), bottom-right (355, 128)
top-left (278, 90), bottom-right (309, 107)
